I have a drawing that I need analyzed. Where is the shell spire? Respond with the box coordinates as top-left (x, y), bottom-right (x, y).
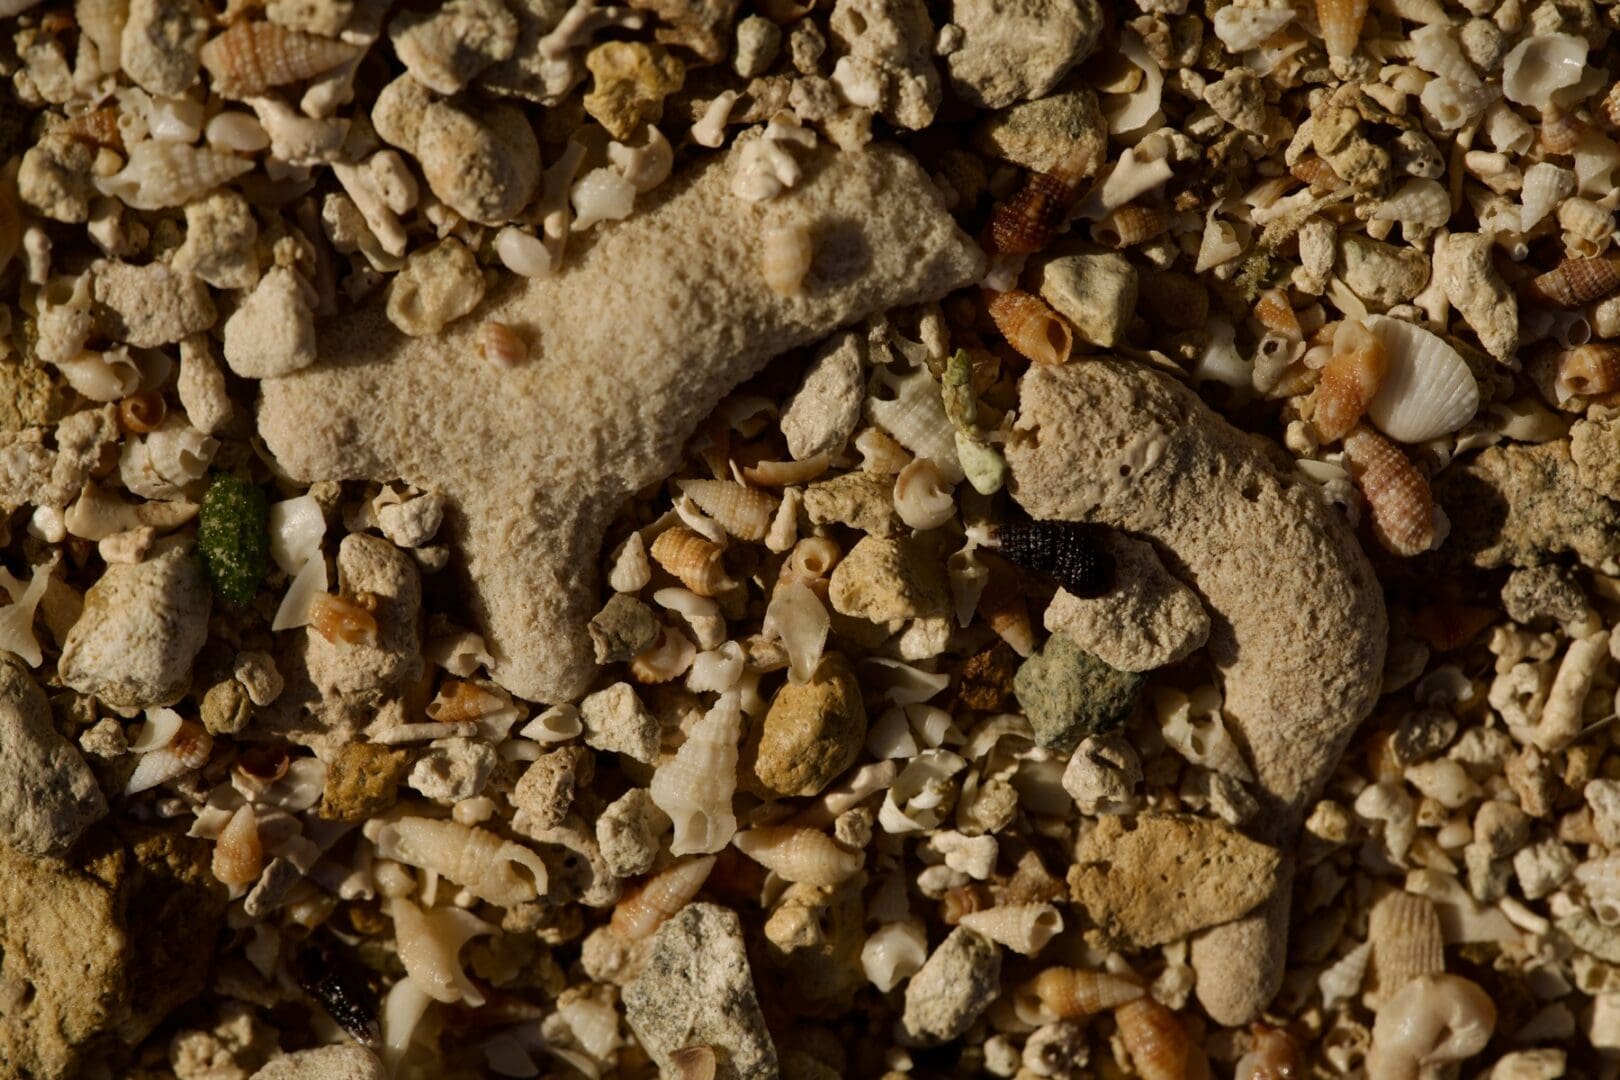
top-left (201, 21), bottom-right (361, 98)
top-left (94, 141), bottom-right (254, 211)
top-left (1525, 255), bottom-right (1620, 309)
top-left (610, 855), bottom-right (717, 940)
top-left (987, 520), bottom-right (1115, 598)
top-left (1314, 317), bottom-right (1388, 442)
top-left (677, 479), bottom-right (779, 542)
top-left (1316, 0), bottom-right (1370, 59)
top-left (986, 144), bottom-right (1093, 256)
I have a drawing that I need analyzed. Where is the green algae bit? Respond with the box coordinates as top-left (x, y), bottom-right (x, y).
top-left (198, 473), bottom-right (269, 606)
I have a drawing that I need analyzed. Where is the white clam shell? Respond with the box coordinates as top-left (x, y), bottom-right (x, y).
top-left (1363, 315), bottom-right (1480, 443)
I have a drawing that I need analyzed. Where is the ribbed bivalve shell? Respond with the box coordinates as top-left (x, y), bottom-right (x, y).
top-left (1369, 889), bottom-right (1446, 994)
top-left (1344, 426), bottom-right (1435, 557)
top-left (992, 521), bottom-right (1115, 598)
top-left (200, 21), bottom-right (360, 98)
top-left (986, 289), bottom-right (1073, 366)
top-left (1362, 314), bottom-right (1479, 443)
top-left (1526, 255), bottom-right (1620, 309)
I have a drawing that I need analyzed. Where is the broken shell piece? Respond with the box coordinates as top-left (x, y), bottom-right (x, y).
top-left (1501, 33), bottom-right (1588, 108)
top-left (732, 825), bottom-right (863, 886)
top-left (125, 720), bottom-right (212, 795)
top-left (475, 321), bottom-right (528, 368)
top-left (760, 222), bottom-right (814, 297)
top-left (892, 459), bottom-right (954, 531)
top-left (1556, 344), bottom-right (1620, 400)
top-left (1362, 315), bottom-right (1479, 444)
top-left (212, 803), bottom-right (264, 887)
top-left (1018, 968), bottom-right (1143, 1023)
top-left (1369, 890), bottom-right (1445, 997)
top-left (309, 593), bottom-right (379, 646)
top-left (1344, 426), bottom-right (1437, 557)
top-left (0, 560), bottom-right (53, 667)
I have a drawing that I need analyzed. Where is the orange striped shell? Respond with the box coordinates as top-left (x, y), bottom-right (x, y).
top-left (1289, 154), bottom-right (1344, 193)
top-left (1115, 996), bottom-right (1203, 1080)
top-left (200, 21), bottom-right (360, 97)
top-left (985, 289), bottom-right (1073, 366)
top-left (986, 146), bottom-right (1091, 256)
top-left (1344, 426), bottom-right (1435, 557)
top-left (1525, 256), bottom-right (1620, 309)
top-left (1023, 967), bottom-right (1143, 1020)
top-left (649, 526), bottom-right (733, 596)
top-left (1314, 318), bottom-right (1388, 442)
top-left (610, 855), bottom-right (716, 940)
top-left (1094, 203), bottom-right (1169, 249)
top-left (1555, 343), bottom-right (1620, 399)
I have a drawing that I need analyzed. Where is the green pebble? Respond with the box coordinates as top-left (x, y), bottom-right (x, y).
top-left (1013, 634), bottom-right (1142, 752)
top-left (197, 473), bottom-right (269, 607)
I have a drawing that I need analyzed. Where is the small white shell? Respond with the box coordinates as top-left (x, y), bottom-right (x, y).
top-left (868, 367), bottom-right (963, 482)
top-left (1502, 33), bottom-right (1588, 108)
top-left (0, 559), bottom-right (52, 667)
top-left (893, 458), bottom-right (955, 531)
top-left (763, 580), bottom-right (829, 685)
top-left (374, 817), bottom-right (548, 906)
top-left (391, 896), bottom-right (495, 1006)
top-left (958, 903), bottom-right (1064, 956)
top-left (861, 918), bottom-right (928, 991)
top-left (570, 167), bottom-right (636, 231)
top-left (1363, 315), bottom-right (1480, 443)
top-left (1211, 3), bottom-right (1295, 52)
top-left (268, 494), bottom-right (325, 575)
top-left (94, 141), bottom-right (254, 211)
top-left (649, 692), bottom-right (741, 856)
top-left (1519, 162), bottom-right (1576, 232)
top-left (731, 825), bottom-right (863, 885)
top-left (53, 348), bottom-right (142, 402)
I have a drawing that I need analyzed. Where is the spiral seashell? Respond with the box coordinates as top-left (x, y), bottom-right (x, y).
top-left (610, 855), bottom-right (717, 940)
top-left (731, 826), bottom-right (863, 886)
top-left (1093, 203), bottom-right (1169, 249)
top-left (1253, 288), bottom-right (1302, 341)
top-left (310, 592), bottom-right (380, 646)
top-left (118, 391), bottom-right (168, 434)
top-left (1316, 0), bottom-right (1369, 58)
top-left (1018, 968), bottom-right (1143, 1022)
top-left (990, 520), bottom-right (1114, 599)
top-left (1554, 343), bottom-right (1620, 400)
top-left (1370, 178), bottom-right (1451, 232)
top-left (678, 479), bottom-right (778, 542)
top-left (200, 21), bottom-right (361, 98)
top-left (1115, 996), bottom-right (1203, 1080)
top-left (1525, 255), bottom-right (1620, 309)
top-left (1361, 315), bottom-right (1479, 444)
top-left (1234, 1025), bottom-right (1304, 1080)
top-left (760, 222), bottom-right (814, 297)
top-left (630, 624), bottom-right (697, 684)
top-left (892, 458), bottom-right (956, 531)
top-left (957, 903), bottom-right (1063, 956)
top-left (475, 321), bottom-right (528, 368)
top-left (1370, 889), bottom-right (1445, 996)
top-left (212, 803), bottom-right (264, 887)
top-left (1314, 318), bottom-right (1388, 442)
top-left (1344, 426), bottom-right (1435, 557)
top-left (94, 141), bottom-right (254, 211)
top-left (986, 148), bottom-right (1091, 256)
top-left (374, 816), bottom-right (548, 906)
top-left (1289, 154), bottom-right (1344, 194)
top-left (1539, 104), bottom-right (1590, 155)
top-left (650, 693), bottom-right (740, 855)
top-left (650, 526), bottom-right (733, 597)
top-left (977, 551), bottom-right (1035, 657)
top-left (867, 366), bottom-right (964, 481)
top-left (125, 720), bottom-right (214, 795)
top-left (59, 106), bottom-right (124, 151)
top-left (985, 289), bottom-right (1074, 366)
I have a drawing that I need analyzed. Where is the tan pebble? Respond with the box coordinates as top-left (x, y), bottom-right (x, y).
top-left (827, 534), bottom-right (950, 623)
top-left (749, 653), bottom-right (865, 798)
top-left (1344, 425), bottom-right (1436, 557)
top-left (583, 41), bottom-right (685, 142)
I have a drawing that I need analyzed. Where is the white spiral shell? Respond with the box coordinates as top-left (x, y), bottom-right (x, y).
top-left (677, 479), bottom-right (778, 542)
top-left (1362, 315), bottom-right (1480, 444)
top-left (731, 825), bottom-right (863, 885)
top-left (1519, 162), bottom-right (1576, 232)
top-left (957, 903), bottom-right (1064, 956)
top-left (861, 918), bottom-right (928, 991)
top-left (867, 367), bottom-right (964, 482)
top-left (391, 896), bottom-right (496, 1006)
top-left (649, 691), bottom-right (741, 856)
top-left (374, 817), bottom-right (549, 906)
top-left (94, 141), bottom-right (254, 211)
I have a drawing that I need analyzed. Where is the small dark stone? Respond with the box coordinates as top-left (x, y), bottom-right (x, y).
top-left (294, 938), bottom-right (382, 1048)
top-left (994, 520), bottom-right (1115, 598)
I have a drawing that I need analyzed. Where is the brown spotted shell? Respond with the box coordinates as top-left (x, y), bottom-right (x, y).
top-left (1314, 318), bottom-right (1388, 442)
top-left (650, 526), bottom-right (733, 596)
top-left (985, 289), bottom-right (1073, 366)
top-left (1115, 996), bottom-right (1203, 1080)
top-left (1344, 426), bottom-right (1435, 557)
top-left (986, 149), bottom-right (1091, 256)
top-left (977, 551), bottom-right (1035, 657)
top-left (1525, 255), bottom-right (1620, 309)
top-left (1555, 343), bottom-right (1620, 399)
top-left (200, 21), bottom-right (360, 98)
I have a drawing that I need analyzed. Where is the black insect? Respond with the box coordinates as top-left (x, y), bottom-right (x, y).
top-left (294, 937), bottom-right (382, 1048)
top-left (993, 520), bottom-right (1115, 598)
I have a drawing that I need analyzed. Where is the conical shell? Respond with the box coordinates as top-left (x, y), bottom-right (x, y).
top-left (760, 222), bottom-right (814, 297)
top-left (1315, 317), bottom-right (1389, 442)
top-left (649, 694), bottom-right (739, 854)
top-left (1021, 967), bottom-right (1143, 1021)
top-left (1555, 344), bottom-right (1620, 399)
top-left (1093, 203), bottom-right (1169, 249)
top-left (310, 592), bottom-right (379, 645)
top-left (985, 289), bottom-right (1073, 366)
top-left (125, 721), bottom-right (213, 794)
top-left (610, 855), bottom-right (717, 940)
top-left (732, 826), bottom-right (863, 886)
top-left (1519, 163), bottom-right (1574, 232)
top-left (200, 21), bottom-right (360, 97)
top-left (1362, 315), bottom-right (1479, 443)
top-left (1115, 996), bottom-right (1201, 1080)
top-left (1526, 256), bottom-right (1620, 309)
top-left (678, 480), bottom-right (778, 542)
top-left (212, 803), bottom-right (264, 887)
top-left (987, 151), bottom-right (1089, 256)
top-left (1290, 154), bottom-right (1344, 193)
top-left (1370, 890), bottom-right (1445, 995)
top-left (1344, 426), bottom-right (1435, 557)
top-left (867, 367), bottom-right (964, 481)
top-left (650, 526), bottom-right (733, 596)
top-left (375, 816), bottom-right (548, 906)
top-left (1253, 288), bottom-right (1302, 341)
top-left (1316, 0), bottom-right (1369, 58)
top-left (957, 903), bottom-right (1063, 956)
top-left (94, 141), bottom-right (254, 211)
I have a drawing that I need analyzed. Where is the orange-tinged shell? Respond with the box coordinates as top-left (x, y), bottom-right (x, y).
top-left (731, 826), bottom-right (863, 886)
top-left (941, 882), bottom-right (992, 925)
top-left (1369, 889), bottom-right (1445, 995)
top-left (668, 1046), bottom-right (717, 1080)
top-left (1253, 288), bottom-right (1303, 341)
top-left (610, 855), bottom-right (716, 940)
top-left (650, 526), bottom-right (733, 596)
top-left (59, 106), bottom-right (124, 151)
top-left (200, 21), bottom-right (360, 97)
top-left (1525, 256), bottom-right (1620, 309)
top-left (680, 479), bottom-right (778, 542)
top-left (1539, 105), bottom-right (1590, 155)
top-left (310, 592), bottom-right (380, 645)
top-left (1316, 0), bottom-right (1370, 58)
top-left (118, 390), bottom-right (167, 434)
top-left (1022, 967), bottom-right (1143, 1020)
top-left (1094, 203), bottom-right (1169, 249)
top-left (212, 803), bottom-right (264, 887)
top-left (475, 321), bottom-right (527, 368)
top-left (1410, 602), bottom-right (1495, 652)
top-left (629, 624), bottom-right (696, 684)
top-left (1289, 154), bottom-right (1343, 193)
top-left (1344, 426), bottom-right (1435, 557)
top-left (1235, 1025), bottom-right (1304, 1080)
top-left (987, 151), bottom-right (1090, 256)
top-left (1555, 343), bottom-right (1620, 399)
top-left (985, 289), bottom-right (1073, 366)
top-left (1314, 318), bottom-right (1388, 442)
top-left (1115, 996), bottom-right (1203, 1080)
top-left (977, 551), bottom-right (1034, 657)
top-left (426, 679), bottom-right (504, 724)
